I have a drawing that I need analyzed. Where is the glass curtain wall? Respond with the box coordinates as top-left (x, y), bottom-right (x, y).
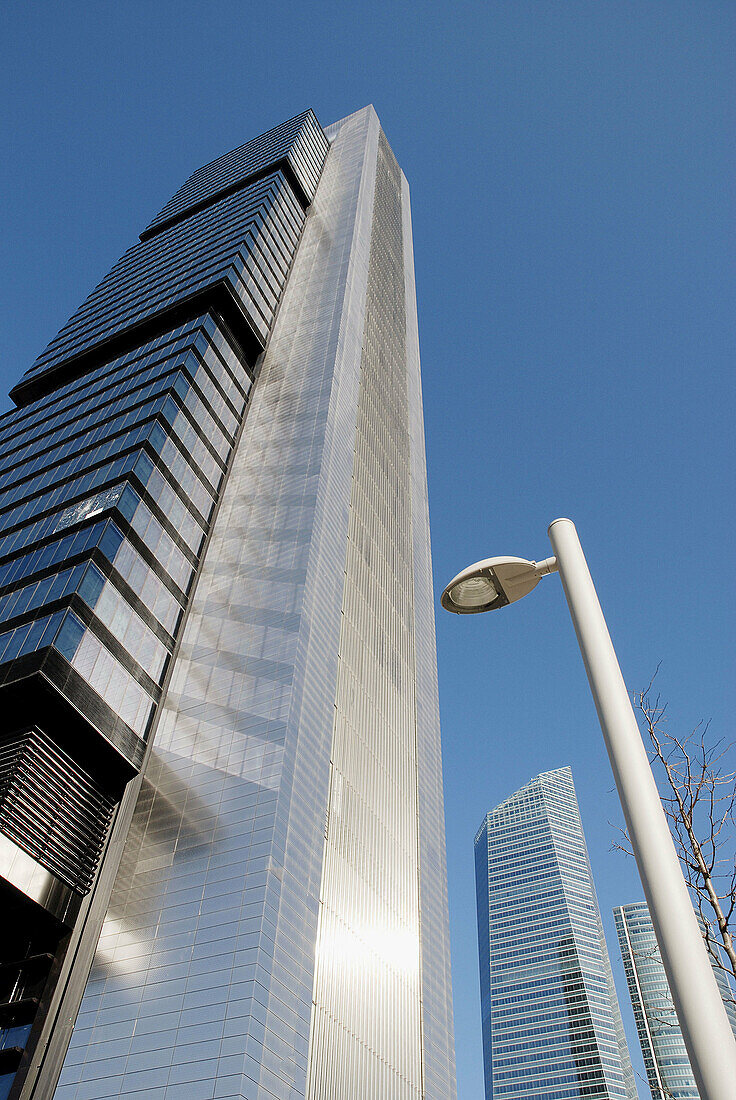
top-left (614, 901), bottom-right (736, 1100)
top-left (475, 767), bottom-right (636, 1100)
top-left (32, 107), bottom-right (457, 1100)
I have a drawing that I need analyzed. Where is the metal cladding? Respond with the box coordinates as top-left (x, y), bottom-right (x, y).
top-left (475, 767), bottom-right (637, 1100)
top-left (0, 106), bottom-right (456, 1100)
top-left (0, 729), bottom-right (115, 894)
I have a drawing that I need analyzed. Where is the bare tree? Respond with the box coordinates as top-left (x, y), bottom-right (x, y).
top-left (636, 672), bottom-right (736, 987)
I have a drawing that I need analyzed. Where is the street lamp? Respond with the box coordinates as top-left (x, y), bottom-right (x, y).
top-left (442, 518), bottom-right (736, 1100)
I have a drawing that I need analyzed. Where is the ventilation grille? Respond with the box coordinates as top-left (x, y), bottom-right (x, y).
top-left (0, 729), bottom-right (115, 894)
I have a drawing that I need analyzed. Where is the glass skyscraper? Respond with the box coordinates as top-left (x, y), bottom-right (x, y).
top-left (474, 767), bottom-right (636, 1100)
top-left (614, 901), bottom-right (736, 1099)
top-left (0, 107), bottom-right (455, 1100)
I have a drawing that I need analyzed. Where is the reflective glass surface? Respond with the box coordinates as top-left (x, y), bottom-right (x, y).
top-left (144, 110), bottom-right (328, 236)
top-left (24, 174), bottom-right (305, 384)
top-left (0, 110), bottom-right (341, 1100)
top-left (0, 313), bottom-right (254, 758)
top-left (54, 108), bottom-right (456, 1100)
top-left (614, 902), bottom-right (736, 1099)
top-left (475, 768), bottom-right (636, 1100)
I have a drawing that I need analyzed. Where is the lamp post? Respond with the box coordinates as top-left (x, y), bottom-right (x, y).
top-left (442, 518), bottom-right (736, 1100)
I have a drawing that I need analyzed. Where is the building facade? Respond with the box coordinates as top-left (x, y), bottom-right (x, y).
top-left (614, 901), bottom-right (736, 1099)
top-left (0, 107), bottom-right (455, 1100)
top-left (474, 767), bottom-right (636, 1100)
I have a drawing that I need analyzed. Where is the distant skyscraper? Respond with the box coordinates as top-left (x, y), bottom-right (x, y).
top-left (614, 901), bottom-right (736, 1099)
top-left (0, 107), bottom-right (455, 1099)
top-left (474, 766), bottom-right (636, 1100)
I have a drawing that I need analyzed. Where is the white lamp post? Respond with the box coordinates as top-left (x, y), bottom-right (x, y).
top-left (442, 518), bottom-right (736, 1100)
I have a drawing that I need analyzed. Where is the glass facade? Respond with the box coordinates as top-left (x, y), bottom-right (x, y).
top-left (0, 106), bottom-right (455, 1100)
top-left (614, 901), bottom-right (736, 1099)
top-left (475, 767), bottom-right (636, 1100)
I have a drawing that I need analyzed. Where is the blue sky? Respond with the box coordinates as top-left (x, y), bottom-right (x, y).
top-left (3, 3), bottom-right (735, 1096)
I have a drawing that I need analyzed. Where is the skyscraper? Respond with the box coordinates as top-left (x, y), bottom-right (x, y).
top-left (0, 107), bottom-right (455, 1100)
top-left (614, 901), bottom-right (736, 1099)
top-left (474, 767), bottom-right (636, 1100)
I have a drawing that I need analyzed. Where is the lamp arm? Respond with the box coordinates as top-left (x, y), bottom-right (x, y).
top-left (532, 556), bottom-right (558, 576)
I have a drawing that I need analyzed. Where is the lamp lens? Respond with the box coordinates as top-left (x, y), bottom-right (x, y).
top-left (449, 575), bottom-right (497, 609)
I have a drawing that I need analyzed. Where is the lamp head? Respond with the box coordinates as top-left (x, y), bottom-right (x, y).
top-left (441, 555), bottom-right (557, 615)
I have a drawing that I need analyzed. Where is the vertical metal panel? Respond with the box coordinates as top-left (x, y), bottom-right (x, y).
top-left (401, 160), bottom-right (457, 1100)
top-left (306, 130), bottom-right (424, 1099)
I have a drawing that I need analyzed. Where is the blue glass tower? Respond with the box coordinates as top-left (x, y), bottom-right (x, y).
top-left (474, 767), bottom-right (636, 1100)
top-left (615, 901), bottom-right (736, 1099)
top-left (0, 108), bottom-right (455, 1100)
